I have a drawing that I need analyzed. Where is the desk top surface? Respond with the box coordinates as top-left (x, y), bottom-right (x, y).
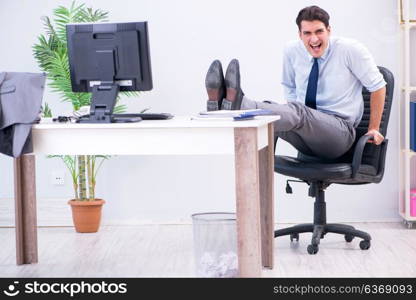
top-left (33, 115), bottom-right (280, 130)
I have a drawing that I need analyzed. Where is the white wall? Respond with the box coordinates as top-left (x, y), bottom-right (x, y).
top-left (0, 0), bottom-right (401, 226)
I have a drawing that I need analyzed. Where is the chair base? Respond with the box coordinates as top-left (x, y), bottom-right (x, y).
top-left (274, 223), bottom-right (371, 255)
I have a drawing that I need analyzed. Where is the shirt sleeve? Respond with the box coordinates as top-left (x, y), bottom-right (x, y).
top-left (281, 45), bottom-right (297, 102)
top-left (346, 41), bottom-right (386, 92)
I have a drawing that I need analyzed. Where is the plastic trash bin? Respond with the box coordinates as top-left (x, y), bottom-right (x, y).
top-left (191, 212), bottom-right (238, 277)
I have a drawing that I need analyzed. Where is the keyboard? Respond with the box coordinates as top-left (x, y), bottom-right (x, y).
top-left (77, 113), bottom-right (174, 123)
top-left (112, 113), bottom-right (173, 120)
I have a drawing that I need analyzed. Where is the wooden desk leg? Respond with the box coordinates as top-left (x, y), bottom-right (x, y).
top-left (14, 155), bottom-right (38, 265)
top-left (234, 127), bottom-right (262, 277)
top-left (259, 123), bottom-right (275, 269)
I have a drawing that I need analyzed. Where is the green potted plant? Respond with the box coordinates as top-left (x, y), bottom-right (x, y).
top-left (33, 1), bottom-right (138, 232)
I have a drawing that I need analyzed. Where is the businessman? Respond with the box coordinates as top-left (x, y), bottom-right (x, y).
top-left (205, 5), bottom-right (386, 160)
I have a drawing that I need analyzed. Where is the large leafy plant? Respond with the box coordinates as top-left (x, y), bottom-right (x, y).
top-left (33, 2), bottom-right (135, 201)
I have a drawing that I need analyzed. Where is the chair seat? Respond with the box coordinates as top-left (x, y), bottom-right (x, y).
top-left (275, 155), bottom-right (377, 181)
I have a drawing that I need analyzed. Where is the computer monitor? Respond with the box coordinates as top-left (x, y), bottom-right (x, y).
top-left (66, 21), bottom-right (152, 123)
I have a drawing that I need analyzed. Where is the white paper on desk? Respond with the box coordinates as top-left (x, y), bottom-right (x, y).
top-left (192, 109), bottom-right (260, 121)
top-left (198, 109), bottom-right (261, 117)
top-left (191, 113), bottom-right (255, 121)
top-left (191, 115), bottom-right (240, 121)
top-left (192, 109), bottom-right (273, 121)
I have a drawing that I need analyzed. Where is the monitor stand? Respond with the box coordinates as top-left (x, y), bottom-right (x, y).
top-left (77, 83), bottom-right (142, 123)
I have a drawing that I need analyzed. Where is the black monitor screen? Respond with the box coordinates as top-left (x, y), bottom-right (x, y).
top-left (66, 21), bottom-right (152, 92)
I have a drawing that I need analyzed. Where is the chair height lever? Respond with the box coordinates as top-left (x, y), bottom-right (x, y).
top-left (285, 180), bottom-right (305, 194)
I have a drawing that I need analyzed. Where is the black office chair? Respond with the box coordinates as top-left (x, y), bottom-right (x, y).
top-left (274, 66), bottom-right (394, 254)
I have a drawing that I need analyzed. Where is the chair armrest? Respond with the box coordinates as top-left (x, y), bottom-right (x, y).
top-left (273, 135), bottom-right (278, 153)
top-left (351, 135), bottom-right (374, 177)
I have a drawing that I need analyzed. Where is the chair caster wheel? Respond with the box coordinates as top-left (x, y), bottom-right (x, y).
top-left (359, 240), bottom-right (371, 250)
top-left (307, 244), bottom-right (319, 255)
top-left (290, 233), bottom-right (299, 242)
top-left (344, 234), bottom-right (354, 243)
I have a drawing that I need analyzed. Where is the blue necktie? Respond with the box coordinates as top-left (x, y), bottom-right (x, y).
top-left (305, 58), bottom-right (318, 109)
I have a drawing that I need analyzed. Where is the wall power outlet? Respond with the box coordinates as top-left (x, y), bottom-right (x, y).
top-left (51, 171), bottom-right (65, 185)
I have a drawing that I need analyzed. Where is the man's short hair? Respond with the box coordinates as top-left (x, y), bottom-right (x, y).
top-left (296, 6), bottom-right (330, 30)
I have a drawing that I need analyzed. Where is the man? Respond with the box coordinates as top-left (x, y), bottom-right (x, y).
top-left (205, 5), bottom-right (386, 160)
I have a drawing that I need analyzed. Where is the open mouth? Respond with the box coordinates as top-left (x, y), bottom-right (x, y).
top-left (310, 43), bottom-right (322, 52)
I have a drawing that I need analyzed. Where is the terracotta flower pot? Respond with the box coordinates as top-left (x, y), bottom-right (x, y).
top-left (68, 199), bottom-right (105, 233)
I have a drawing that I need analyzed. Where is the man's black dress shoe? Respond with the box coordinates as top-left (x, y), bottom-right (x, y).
top-left (205, 60), bottom-right (225, 111)
top-left (222, 59), bottom-right (244, 110)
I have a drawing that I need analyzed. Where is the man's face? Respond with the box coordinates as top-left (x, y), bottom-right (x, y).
top-left (299, 20), bottom-right (331, 58)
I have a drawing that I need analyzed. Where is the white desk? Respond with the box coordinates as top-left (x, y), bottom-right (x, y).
top-left (13, 115), bottom-right (279, 277)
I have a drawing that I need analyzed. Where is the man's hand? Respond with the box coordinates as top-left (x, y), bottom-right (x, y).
top-left (365, 129), bottom-right (384, 145)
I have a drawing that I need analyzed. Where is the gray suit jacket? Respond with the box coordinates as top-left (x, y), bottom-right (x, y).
top-left (0, 72), bottom-right (46, 157)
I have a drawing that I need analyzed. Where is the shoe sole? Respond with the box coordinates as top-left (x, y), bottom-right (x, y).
top-left (205, 60), bottom-right (225, 110)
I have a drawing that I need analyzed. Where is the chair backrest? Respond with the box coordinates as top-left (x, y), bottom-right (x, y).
top-left (339, 66), bottom-right (394, 171)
